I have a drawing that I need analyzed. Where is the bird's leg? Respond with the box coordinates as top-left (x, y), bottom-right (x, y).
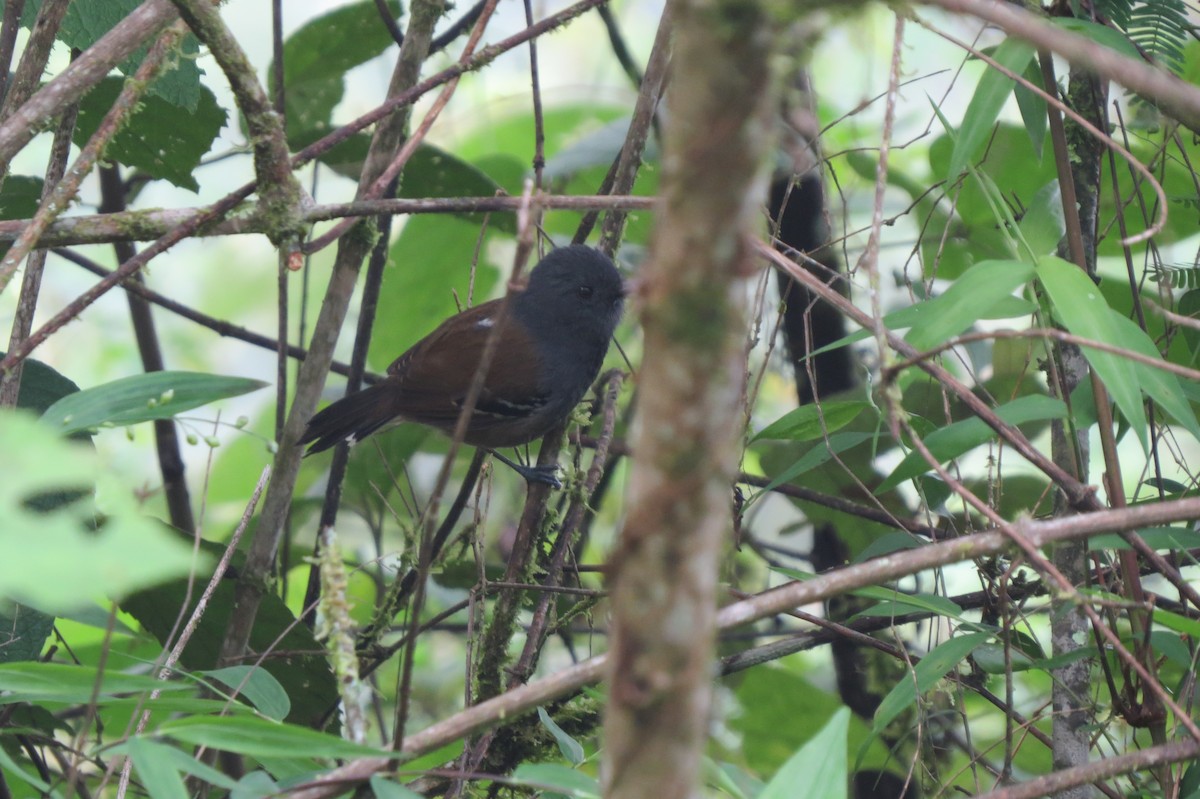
top-left (487, 449), bottom-right (562, 488)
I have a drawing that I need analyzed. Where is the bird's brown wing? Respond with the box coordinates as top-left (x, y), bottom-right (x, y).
top-left (387, 301), bottom-right (549, 433)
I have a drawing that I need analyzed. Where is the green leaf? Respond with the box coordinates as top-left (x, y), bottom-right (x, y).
top-left (905, 260), bottom-right (1035, 351)
top-left (872, 632), bottom-right (991, 734)
top-left (760, 708), bottom-right (848, 799)
top-left (1105, 309), bottom-right (1200, 442)
top-left (537, 707), bottom-right (585, 766)
top-left (1036, 255), bottom-right (1147, 449)
top-left (878, 394), bottom-right (1067, 492)
top-left (157, 715), bottom-right (384, 759)
top-left (0, 414), bottom-right (207, 612)
top-left (22, 0), bottom-right (203, 109)
top-left (0, 176), bottom-right (43, 220)
top-left (948, 38), bottom-right (1037, 180)
top-left (749, 431), bottom-right (875, 502)
top-left (126, 738), bottom-right (188, 799)
top-left (851, 591), bottom-right (964, 622)
top-left (112, 739), bottom-right (241, 792)
top-left (1051, 18), bottom-right (1143, 62)
top-left (202, 666), bottom-right (291, 722)
top-left (1087, 526), bottom-right (1200, 551)
top-left (0, 662), bottom-right (190, 704)
top-left (275, 0), bottom-right (403, 146)
top-left (753, 401), bottom-right (872, 442)
top-left (40, 371), bottom-right (267, 435)
top-left (72, 78), bottom-right (225, 191)
top-left (1013, 59), bottom-right (1047, 159)
top-left (1017, 181), bottom-right (1064, 256)
top-left (511, 763), bottom-right (599, 798)
top-left (370, 776), bottom-right (425, 799)
top-left (0, 601), bottom-right (55, 664)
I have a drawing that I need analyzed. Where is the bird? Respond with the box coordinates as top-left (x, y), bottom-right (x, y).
top-left (299, 245), bottom-right (627, 484)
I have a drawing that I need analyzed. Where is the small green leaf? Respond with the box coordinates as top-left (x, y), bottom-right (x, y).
top-left (157, 715), bottom-right (383, 759)
top-left (126, 739), bottom-right (188, 799)
top-left (112, 739), bottom-right (240, 791)
top-left (511, 763), bottom-right (599, 798)
top-left (753, 401), bottom-right (872, 442)
top-left (537, 707), bottom-right (585, 766)
top-left (370, 776), bottom-right (425, 799)
top-left (872, 632), bottom-right (991, 734)
top-left (948, 38), bottom-right (1037, 180)
top-left (879, 394), bottom-right (1067, 492)
top-left (1037, 255), bottom-right (1147, 449)
top-left (1088, 526), bottom-right (1200, 551)
top-left (760, 708), bottom-right (849, 799)
top-left (0, 662), bottom-right (190, 704)
top-left (201, 666), bottom-right (291, 722)
top-left (41, 371), bottom-right (267, 435)
top-left (905, 260), bottom-right (1035, 351)
top-left (750, 432), bottom-right (875, 501)
top-left (1013, 59), bottom-right (1047, 159)
top-left (851, 591), bottom-right (964, 622)
top-left (1017, 181), bottom-right (1064, 256)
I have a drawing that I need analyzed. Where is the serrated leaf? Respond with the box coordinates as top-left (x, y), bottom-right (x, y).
top-left (73, 78), bottom-right (225, 191)
top-left (878, 394), bottom-right (1067, 492)
top-left (948, 38), bottom-right (1037, 180)
top-left (40, 371), bottom-right (267, 435)
top-left (1036, 255), bottom-right (1147, 449)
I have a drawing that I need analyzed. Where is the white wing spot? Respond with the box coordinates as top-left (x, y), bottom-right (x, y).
top-left (476, 317), bottom-right (495, 329)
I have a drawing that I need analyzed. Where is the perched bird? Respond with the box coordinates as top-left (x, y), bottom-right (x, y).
top-left (300, 245), bottom-right (627, 483)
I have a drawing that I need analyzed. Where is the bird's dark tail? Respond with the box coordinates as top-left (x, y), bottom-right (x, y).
top-left (299, 383), bottom-right (394, 455)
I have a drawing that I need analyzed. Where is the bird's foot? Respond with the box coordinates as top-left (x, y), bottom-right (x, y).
top-left (489, 451), bottom-right (562, 488)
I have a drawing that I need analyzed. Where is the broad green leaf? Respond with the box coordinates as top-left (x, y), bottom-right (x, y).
top-left (0, 414), bottom-right (207, 611)
top-left (750, 431), bottom-right (875, 502)
top-left (753, 401), bottom-right (872, 442)
top-left (0, 602), bottom-right (55, 664)
top-left (41, 371), bottom-right (268, 435)
top-left (872, 632), bottom-right (991, 733)
top-left (1088, 526), bottom-right (1200, 550)
top-left (1036, 255), bottom-right (1147, 449)
top-left (851, 591), bottom-right (964, 622)
top-left (1105, 310), bottom-right (1200, 442)
top-left (537, 707), bottom-right (585, 766)
top-left (813, 293), bottom-right (1036, 358)
top-left (0, 738), bottom-right (58, 796)
top-left (1051, 18), bottom-right (1143, 62)
top-left (948, 38), bottom-right (1037, 180)
top-left (126, 738), bottom-right (188, 799)
top-left (0, 176), bottom-right (43, 220)
top-left (157, 715), bottom-right (383, 759)
top-left (231, 771), bottom-right (278, 799)
top-left (0, 662), bottom-right (190, 704)
top-left (878, 394), bottom-right (1067, 492)
top-left (202, 666), bottom-right (291, 722)
top-left (370, 776), bottom-right (424, 799)
top-left (112, 739), bottom-right (240, 792)
top-left (275, 0), bottom-right (403, 146)
top-left (73, 78), bottom-right (224, 192)
top-left (760, 708), bottom-right (849, 799)
top-left (972, 643), bottom-right (1036, 673)
top-left (905, 260), bottom-right (1035, 351)
top-left (22, 0), bottom-right (203, 109)
top-left (511, 763), bottom-right (599, 798)
top-left (1013, 59), bottom-right (1047, 159)
top-left (1017, 181), bottom-right (1064, 256)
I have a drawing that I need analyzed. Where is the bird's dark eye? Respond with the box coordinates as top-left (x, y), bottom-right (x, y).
top-left (577, 286), bottom-right (594, 299)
